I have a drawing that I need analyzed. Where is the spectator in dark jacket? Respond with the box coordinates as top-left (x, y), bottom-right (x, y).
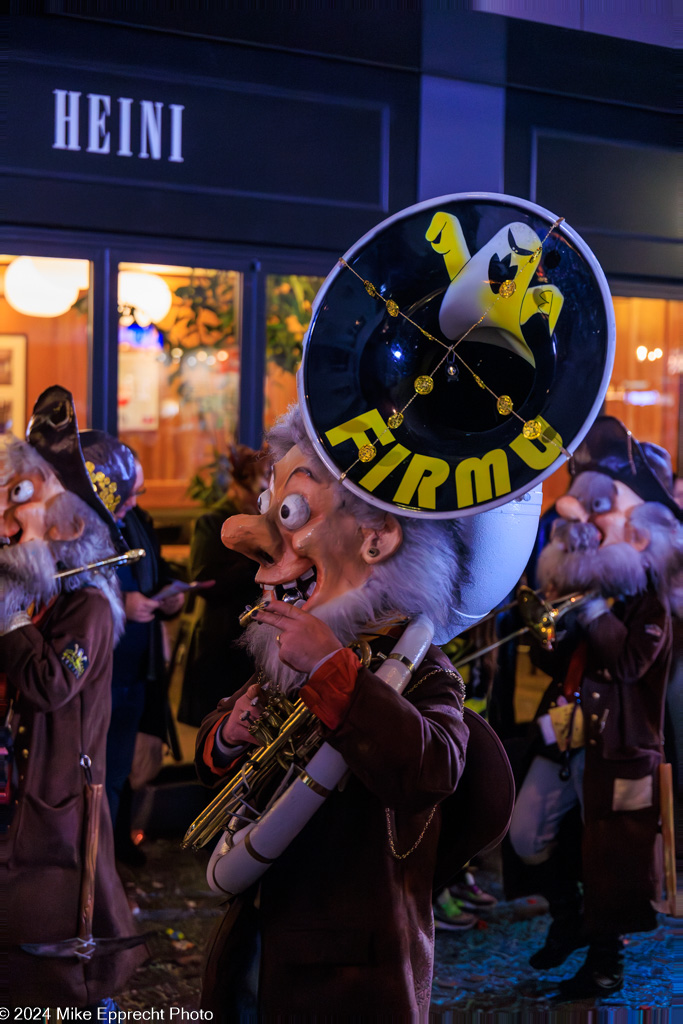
top-left (178, 445), bottom-right (269, 727)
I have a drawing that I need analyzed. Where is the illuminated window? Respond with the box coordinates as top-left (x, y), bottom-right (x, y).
top-left (0, 254), bottom-right (91, 435)
top-left (606, 296), bottom-right (681, 465)
top-left (264, 274), bottom-right (324, 432)
top-left (117, 263), bottom-right (241, 510)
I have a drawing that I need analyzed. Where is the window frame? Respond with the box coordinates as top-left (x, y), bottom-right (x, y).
top-left (0, 227), bottom-right (336, 450)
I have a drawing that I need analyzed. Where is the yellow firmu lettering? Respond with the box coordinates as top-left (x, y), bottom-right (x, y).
top-left (455, 450), bottom-right (511, 508)
top-left (325, 409), bottom-right (394, 451)
top-left (509, 417), bottom-right (563, 470)
top-left (359, 444), bottom-right (411, 493)
top-left (393, 454), bottom-right (450, 510)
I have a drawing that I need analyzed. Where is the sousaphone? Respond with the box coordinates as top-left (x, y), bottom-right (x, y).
top-left (183, 193), bottom-right (615, 894)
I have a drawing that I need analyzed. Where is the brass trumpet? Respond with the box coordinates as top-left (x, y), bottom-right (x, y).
top-left (452, 586), bottom-right (596, 668)
top-left (55, 548), bottom-right (146, 579)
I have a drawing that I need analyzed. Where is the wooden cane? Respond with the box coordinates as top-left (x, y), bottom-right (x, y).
top-left (77, 781), bottom-right (103, 957)
top-left (659, 762), bottom-right (678, 918)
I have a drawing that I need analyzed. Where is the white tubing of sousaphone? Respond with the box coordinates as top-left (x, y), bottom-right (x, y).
top-left (208, 614), bottom-right (435, 895)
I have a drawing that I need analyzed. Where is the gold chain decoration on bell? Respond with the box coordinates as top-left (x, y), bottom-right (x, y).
top-left (336, 216), bottom-right (569, 481)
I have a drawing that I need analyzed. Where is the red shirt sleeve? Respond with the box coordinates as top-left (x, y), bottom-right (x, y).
top-left (202, 712), bottom-right (235, 776)
top-left (300, 647), bottom-right (360, 730)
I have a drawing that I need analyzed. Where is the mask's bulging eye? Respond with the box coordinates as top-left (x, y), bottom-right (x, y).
top-left (11, 479), bottom-right (34, 504)
top-left (591, 496), bottom-right (612, 515)
top-left (279, 493), bottom-right (310, 530)
top-left (258, 490), bottom-right (271, 514)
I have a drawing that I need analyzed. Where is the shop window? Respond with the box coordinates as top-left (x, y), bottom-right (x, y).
top-left (117, 263), bottom-right (241, 515)
top-left (607, 296), bottom-right (681, 469)
top-left (264, 274), bottom-right (324, 432)
top-left (0, 255), bottom-right (90, 434)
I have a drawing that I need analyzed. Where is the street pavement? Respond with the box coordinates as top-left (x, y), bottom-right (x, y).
top-left (114, 835), bottom-right (678, 1020)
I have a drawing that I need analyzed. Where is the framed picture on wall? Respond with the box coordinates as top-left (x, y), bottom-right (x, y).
top-left (0, 334), bottom-right (27, 437)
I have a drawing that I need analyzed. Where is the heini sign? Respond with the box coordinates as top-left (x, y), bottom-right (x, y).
top-left (52, 89), bottom-right (184, 162)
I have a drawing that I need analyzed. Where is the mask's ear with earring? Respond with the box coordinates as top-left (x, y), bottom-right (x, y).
top-left (361, 515), bottom-right (403, 564)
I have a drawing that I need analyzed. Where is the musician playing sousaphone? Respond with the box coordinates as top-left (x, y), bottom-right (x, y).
top-left (1, 386), bottom-right (147, 1008)
top-left (192, 193), bottom-right (616, 1018)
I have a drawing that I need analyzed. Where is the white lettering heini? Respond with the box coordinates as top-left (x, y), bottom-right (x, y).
top-left (52, 89), bottom-right (184, 163)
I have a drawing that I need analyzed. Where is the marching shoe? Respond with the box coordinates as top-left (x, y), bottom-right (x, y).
top-left (449, 870), bottom-right (498, 910)
top-left (433, 889), bottom-right (478, 931)
top-left (557, 948), bottom-right (624, 1000)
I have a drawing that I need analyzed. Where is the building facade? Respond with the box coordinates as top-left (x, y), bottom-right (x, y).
top-left (3, 8), bottom-right (678, 520)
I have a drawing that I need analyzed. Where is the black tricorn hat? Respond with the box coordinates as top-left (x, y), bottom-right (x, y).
top-left (570, 414), bottom-right (682, 521)
top-left (26, 386), bottom-right (129, 553)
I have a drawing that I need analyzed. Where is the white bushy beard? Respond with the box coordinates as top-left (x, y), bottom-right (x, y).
top-left (240, 583), bottom-right (381, 696)
top-left (0, 541), bottom-right (59, 630)
top-left (0, 493), bottom-right (125, 640)
top-left (538, 520), bottom-right (648, 599)
top-left (538, 503), bottom-right (683, 601)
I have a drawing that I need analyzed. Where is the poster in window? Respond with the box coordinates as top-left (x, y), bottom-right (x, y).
top-left (118, 347), bottom-right (160, 431)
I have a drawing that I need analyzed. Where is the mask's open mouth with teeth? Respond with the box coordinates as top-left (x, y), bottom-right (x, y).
top-left (273, 565), bottom-right (317, 605)
top-left (0, 528), bottom-right (22, 547)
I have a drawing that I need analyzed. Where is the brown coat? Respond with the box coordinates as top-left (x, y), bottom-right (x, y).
top-left (1, 587), bottom-right (147, 1007)
top-left (508, 586), bottom-right (671, 938)
top-left (197, 643), bottom-right (470, 1019)
top-left (579, 587), bottom-right (671, 936)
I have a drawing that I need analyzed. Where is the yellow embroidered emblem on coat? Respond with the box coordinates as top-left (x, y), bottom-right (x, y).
top-left (60, 643), bottom-right (89, 679)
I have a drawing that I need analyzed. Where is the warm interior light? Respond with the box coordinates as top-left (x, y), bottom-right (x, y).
top-left (118, 271), bottom-right (173, 327)
top-left (5, 256), bottom-right (89, 318)
top-left (636, 345), bottom-right (648, 362)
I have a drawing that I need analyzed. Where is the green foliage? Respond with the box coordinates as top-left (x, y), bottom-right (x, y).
top-left (266, 274), bottom-right (323, 374)
top-left (187, 449), bottom-right (233, 508)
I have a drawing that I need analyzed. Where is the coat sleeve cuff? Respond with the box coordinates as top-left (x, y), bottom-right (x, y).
top-left (202, 713), bottom-right (240, 776)
top-left (300, 647), bottom-right (360, 730)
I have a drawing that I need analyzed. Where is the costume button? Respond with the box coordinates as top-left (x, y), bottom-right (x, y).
top-left (21, 748), bottom-right (29, 759)
top-left (592, 692), bottom-right (600, 699)
top-left (589, 739), bottom-right (597, 745)
top-left (17, 725), bottom-right (26, 734)
top-left (590, 714), bottom-right (598, 722)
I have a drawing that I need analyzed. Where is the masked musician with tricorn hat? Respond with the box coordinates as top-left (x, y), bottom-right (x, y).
top-left (187, 193), bottom-right (616, 1018)
top-left (506, 415), bottom-right (683, 999)
top-left (1, 387), bottom-right (148, 1008)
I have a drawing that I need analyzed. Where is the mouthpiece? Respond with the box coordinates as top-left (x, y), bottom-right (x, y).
top-left (238, 594), bottom-right (270, 629)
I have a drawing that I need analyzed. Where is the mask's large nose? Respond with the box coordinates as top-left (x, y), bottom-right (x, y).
top-left (555, 494), bottom-right (589, 523)
top-left (221, 512), bottom-right (281, 567)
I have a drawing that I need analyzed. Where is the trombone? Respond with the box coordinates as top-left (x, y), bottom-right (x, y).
top-left (451, 586), bottom-right (594, 668)
top-left (54, 548), bottom-right (146, 579)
